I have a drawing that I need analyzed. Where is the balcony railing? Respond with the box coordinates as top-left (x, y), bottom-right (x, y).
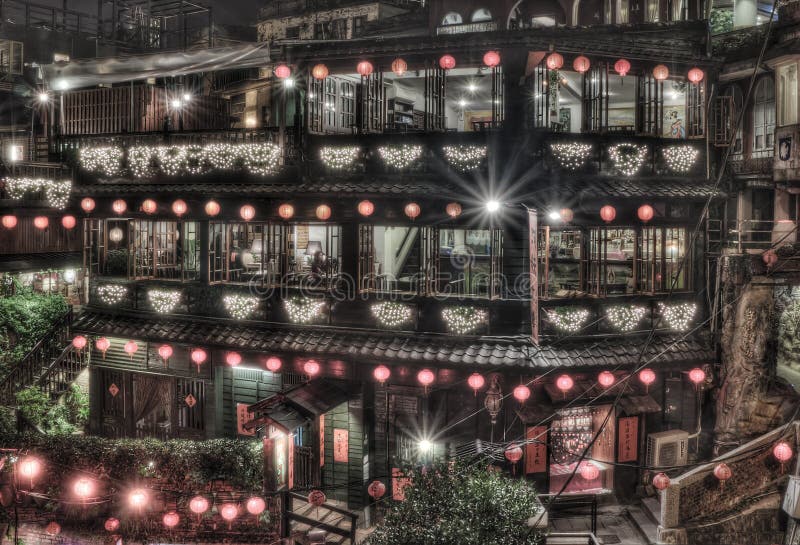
top-left (708, 218), bottom-right (798, 253)
top-left (436, 21), bottom-right (498, 35)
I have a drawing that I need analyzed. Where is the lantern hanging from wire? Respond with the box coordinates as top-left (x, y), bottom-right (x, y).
top-left (34, 216), bottom-right (49, 230)
top-left (191, 348), bottom-right (207, 373)
top-left (614, 58), bottom-right (631, 77)
top-left (484, 375), bottom-right (503, 424)
top-left (112, 199), bottom-right (127, 215)
top-left (158, 344), bottom-right (173, 366)
top-left (316, 204), bottom-right (332, 221)
top-left (357, 61), bottom-right (374, 77)
top-left (278, 203), bottom-right (295, 220)
top-left (391, 58), bottom-right (408, 76)
top-left (163, 511), bottom-right (180, 529)
top-left (81, 197), bottom-right (96, 213)
top-left (600, 205), bottom-right (616, 223)
top-left (373, 365), bottom-right (391, 384)
top-left (580, 462), bottom-right (600, 481)
top-left (653, 64), bottom-right (669, 81)
top-left (45, 522), bottom-right (61, 536)
top-left (266, 356), bottom-right (282, 373)
top-left (559, 208), bottom-right (574, 223)
top-left (220, 503), bottom-right (238, 529)
top-left (688, 367), bottom-right (706, 389)
top-left (483, 50), bottom-right (501, 68)
top-left (141, 199), bottom-right (157, 215)
top-left (638, 204), bottom-right (655, 223)
top-left (311, 64), bottom-right (329, 80)
top-left (205, 200), bottom-right (221, 217)
top-left (713, 462), bottom-right (732, 488)
top-left (72, 335), bottom-right (88, 351)
top-left (104, 518), bottom-right (120, 532)
top-left (274, 64), bottom-right (291, 79)
top-left (304, 359), bottom-right (321, 377)
top-left (446, 202), bottom-right (462, 218)
top-left (172, 199), bottom-right (188, 217)
top-left (246, 496), bottom-right (266, 518)
top-left (62, 215), bottom-right (77, 229)
top-left (546, 52), bottom-right (564, 70)
top-left (439, 54), bottom-right (456, 70)
top-left (556, 374), bottom-right (574, 397)
top-left (598, 371), bottom-right (615, 388)
top-left (124, 340), bottom-right (139, 360)
top-left (652, 472), bottom-right (671, 491)
top-left (417, 368), bottom-right (435, 393)
top-left (513, 383), bottom-right (531, 404)
top-left (1, 215), bottom-right (17, 229)
top-left (189, 495), bottom-right (210, 518)
top-left (129, 488), bottom-right (148, 510)
top-left (573, 56), bottom-right (590, 73)
top-left (639, 368), bottom-right (656, 392)
top-left (404, 202), bottom-right (421, 220)
top-left (468, 373), bottom-right (485, 396)
top-left (687, 67), bottom-right (704, 84)
top-left (226, 352), bottom-right (242, 367)
top-left (358, 200), bottom-right (375, 217)
top-left (240, 204), bottom-right (256, 222)
top-left (368, 480), bottom-right (386, 500)
top-left (774, 441), bottom-right (793, 472)
top-left (95, 337), bottom-right (111, 359)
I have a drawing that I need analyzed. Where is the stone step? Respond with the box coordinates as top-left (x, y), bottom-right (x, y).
top-left (625, 505), bottom-right (658, 545)
top-left (641, 497), bottom-right (661, 525)
top-left (547, 535), bottom-right (604, 545)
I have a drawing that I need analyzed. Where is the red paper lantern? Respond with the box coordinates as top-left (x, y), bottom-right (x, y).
top-left (304, 359), bottom-right (320, 377)
top-left (163, 511), bottom-right (180, 528)
top-left (274, 64), bottom-right (291, 79)
top-left (124, 340), bottom-right (138, 359)
top-left (483, 50), bottom-right (501, 68)
top-left (638, 204), bottom-right (655, 223)
top-left (468, 373), bottom-right (485, 395)
top-left (774, 441), bottom-right (793, 463)
top-left (112, 199), bottom-right (127, 215)
top-left (417, 368), bottom-right (435, 387)
top-left (763, 250), bottom-right (778, 268)
top-left (316, 204), bottom-right (332, 221)
top-left (308, 490), bottom-right (327, 507)
top-left (573, 55), bottom-right (591, 73)
top-left (18, 457), bottom-right (42, 481)
top-left (653, 64), bottom-right (669, 81)
top-left (81, 197), bottom-right (96, 213)
top-left (614, 58), bottom-right (631, 77)
top-left (391, 58), bottom-right (408, 76)
top-left (61, 215), bottom-right (77, 229)
top-left (33, 216), bottom-right (49, 230)
top-left (439, 54), bottom-right (456, 70)
top-left (1, 215), bottom-right (17, 229)
top-left (600, 205), bottom-right (616, 223)
top-left (240, 204), bottom-right (256, 222)
top-left (73, 478), bottom-right (93, 499)
top-left (72, 335), bottom-right (88, 350)
top-left (158, 344), bottom-right (173, 365)
top-left (357, 61), bottom-right (374, 77)
top-left (246, 496), bottom-right (266, 516)
top-left (368, 480), bottom-right (386, 500)
top-left (129, 488), bottom-right (148, 509)
top-left (95, 337), bottom-right (111, 358)
top-left (172, 199), bottom-right (188, 217)
top-left (580, 462), bottom-right (600, 481)
top-left (713, 462), bottom-right (732, 483)
top-left (559, 208), bottom-right (574, 223)
top-left (446, 202), bottom-right (462, 218)
top-left (191, 348), bottom-right (207, 370)
top-left (688, 367), bottom-right (706, 386)
top-left (220, 503), bottom-right (238, 521)
top-left (373, 365), bottom-right (391, 384)
top-left (546, 52), bottom-right (564, 70)
top-left (266, 356), bottom-right (282, 372)
top-left (226, 351), bottom-right (242, 367)
top-left (104, 518), bottom-right (120, 532)
top-left (189, 495), bottom-right (210, 515)
top-left (45, 522), bottom-right (61, 536)
top-left (404, 202), bottom-right (421, 220)
top-left (652, 472), bottom-right (671, 490)
top-left (141, 199), bottom-right (157, 215)
top-left (513, 384), bottom-right (531, 403)
top-left (358, 200), bottom-right (375, 217)
top-left (504, 445), bottom-right (523, 463)
top-left (598, 371), bottom-right (615, 388)
top-left (205, 200), bottom-right (221, 217)
top-left (556, 374), bottom-right (574, 395)
top-left (639, 368), bottom-right (656, 391)
top-left (278, 203), bottom-right (295, 219)
top-left (687, 67), bottom-right (704, 84)
top-left (311, 64), bottom-right (329, 80)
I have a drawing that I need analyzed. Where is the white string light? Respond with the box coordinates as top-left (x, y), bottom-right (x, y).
top-left (320, 146), bottom-right (360, 170)
top-left (550, 142), bottom-right (593, 171)
top-left (442, 306), bottom-right (488, 335)
top-left (3, 177), bottom-right (72, 209)
top-left (545, 307), bottom-right (590, 332)
top-left (606, 305), bottom-right (647, 332)
top-left (371, 302), bottom-right (413, 329)
top-left (442, 144), bottom-right (487, 171)
top-left (378, 144), bottom-right (423, 170)
top-left (663, 145), bottom-right (699, 173)
top-left (223, 294), bottom-right (259, 320)
top-left (148, 288), bottom-right (182, 314)
top-left (79, 147), bottom-right (124, 176)
top-left (284, 297), bottom-right (325, 324)
top-left (96, 284), bottom-right (127, 305)
top-left (608, 143), bottom-right (648, 176)
top-left (658, 302), bottom-right (697, 331)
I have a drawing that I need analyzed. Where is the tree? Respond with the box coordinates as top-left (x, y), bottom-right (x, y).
top-left (368, 463), bottom-right (544, 545)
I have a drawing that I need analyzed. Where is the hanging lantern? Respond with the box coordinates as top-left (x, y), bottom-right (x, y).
top-left (580, 462), bottom-right (600, 481)
top-left (559, 208), bottom-right (574, 223)
top-left (141, 199), bottom-right (157, 215)
top-left (468, 373), bottom-right (485, 396)
top-left (129, 488), bottom-right (148, 509)
top-left (373, 365), bottom-right (391, 384)
top-left (191, 348), bottom-right (207, 372)
top-left (278, 203), bottom-right (295, 220)
top-left (774, 441), bottom-right (793, 464)
top-left (763, 250), bottom-right (778, 268)
top-left (104, 518), bottom-right (120, 532)
top-left (556, 374), bottom-right (574, 396)
top-left (417, 368), bottom-right (435, 390)
top-left (45, 522), bottom-right (61, 536)
top-left (95, 337), bottom-right (111, 359)
top-left (1, 215), bottom-right (17, 229)
top-left (358, 200), bottom-right (375, 217)
top-left (240, 204), bottom-right (256, 222)
top-left (205, 200), bottom-right (221, 217)
top-left (614, 58), bottom-right (631, 77)
top-left (404, 202), bottom-right (421, 220)
top-left (172, 199), bottom-right (188, 217)
top-left (33, 216), bottom-right (49, 230)
top-left (61, 215), bottom-right (77, 229)
top-left (688, 367), bottom-right (706, 387)
top-left (81, 197), bottom-right (96, 213)
top-left (72, 335), bottom-right (88, 350)
top-left (391, 58), bottom-right (408, 76)
top-left (109, 227), bottom-right (124, 243)
top-left (598, 371), bottom-right (616, 388)
top-left (639, 368), bottom-right (656, 392)
top-left (687, 67), bottom-right (704, 84)
top-left (483, 50), bottom-right (501, 68)
top-left (189, 495), bottom-right (210, 515)
top-left (73, 478), bottom-right (93, 499)
top-left (316, 204), bottom-right (332, 221)
top-left (357, 61), bottom-right (374, 77)
top-left (653, 64), bottom-right (669, 81)
top-left (445, 202), bottom-right (462, 218)
top-left (484, 375), bottom-right (503, 424)
top-left (124, 340), bottom-right (138, 360)
top-left (599, 205), bottom-right (616, 223)
top-left (311, 64), bottom-right (329, 80)
top-left (513, 384), bottom-right (531, 403)
top-left (266, 356), bottom-right (282, 373)
top-left (112, 199), bottom-right (127, 215)
top-left (439, 54), bottom-right (456, 71)
top-left (18, 457), bottom-right (42, 484)
top-left (504, 445), bottom-right (523, 463)
top-left (367, 480), bottom-right (386, 500)
top-left (546, 52), bottom-right (564, 70)
top-left (226, 352), bottom-right (242, 367)
top-left (713, 462), bottom-right (732, 486)
top-left (304, 359), bottom-right (321, 377)
top-left (246, 496), bottom-right (266, 516)
top-left (652, 472), bottom-right (671, 491)
top-left (274, 64), bottom-right (291, 79)
top-left (158, 344), bottom-right (173, 366)
top-left (308, 490), bottom-right (327, 507)
top-left (220, 503), bottom-right (238, 523)
top-left (637, 204), bottom-right (655, 223)
top-left (573, 56), bottom-right (591, 74)
top-left (163, 511), bottom-right (180, 529)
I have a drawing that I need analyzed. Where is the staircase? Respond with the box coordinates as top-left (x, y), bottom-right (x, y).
top-left (281, 491), bottom-right (359, 544)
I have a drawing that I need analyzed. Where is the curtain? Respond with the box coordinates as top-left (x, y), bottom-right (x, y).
top-left (134, 375), bottom-right (172, 425)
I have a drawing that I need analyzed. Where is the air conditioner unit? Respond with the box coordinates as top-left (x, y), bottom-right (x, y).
top-left (646, 430), bottom-right (689, 469)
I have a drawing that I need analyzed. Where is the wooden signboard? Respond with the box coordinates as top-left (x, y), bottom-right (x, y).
top-left (618, 416), bottom-right (639, 463)
top-left (333, 428), bottom-right (348, 463)
top-left (236, 403), bottom-right (255, 436)
top-left (525, 426), bottom-right (548, 474)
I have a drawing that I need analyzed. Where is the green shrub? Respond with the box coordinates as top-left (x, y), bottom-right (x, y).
top-left (0, 290), bottom-right (68, 374)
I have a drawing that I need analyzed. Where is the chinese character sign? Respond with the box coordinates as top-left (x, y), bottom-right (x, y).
top-left (236, 403), bottom-right (255, 436)
top-left (333, 428), bottom-right (348, 463)
top-left (525, 426), bottom-right (547, 474)
top-left (618, 416), bottom-right (638, 463)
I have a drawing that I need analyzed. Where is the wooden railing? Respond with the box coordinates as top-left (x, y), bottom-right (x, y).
top-left (35, 343), bottom-right (89, 400)
top-left (281, 490), bottom-right (358, 544)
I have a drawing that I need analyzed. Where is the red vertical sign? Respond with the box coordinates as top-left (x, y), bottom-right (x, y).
top-left (319, 415), bottom-right (325, 467)
top-left (288, 436), bottom-right (295, 489)
top-left (528, 209), bottom-right (539, 343)
top-left (618, 416), bottom-right (639, 462)
top-left (333, 428), bottom-right (349, 463)
top-left (525, 426), bottom-right (547, 474)
top-left (236, 403), bottom-right (255, 436)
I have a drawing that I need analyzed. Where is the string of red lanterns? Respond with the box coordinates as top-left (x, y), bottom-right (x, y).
top-left (62, 215), bottom-right (77, 229)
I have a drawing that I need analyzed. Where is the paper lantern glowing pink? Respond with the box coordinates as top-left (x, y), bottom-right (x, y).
top-left (446, 202), bottom-right (462, 218)
top-left (274, 64), bottom-right (291, 79)
top-left (81, 197), bottom-right (96, 213)
top-left (652, 472), bottom-right (671, 490)
top-left (559, 208), bottom-right (574, 223)
top-left (614, 58), bottom-right (631, 77)
top-left (172, 199), bottom-right (188, 217)
top-left (713, 462), bottom-right (732, 484)
top-left (598, 371), bottom-right (615, 388)
top-left (205, 200), bottom-right (221, 217)
top-left (112, 199), bottom-right (127, 215)
top-left (163, 511), bottom-right (180, 528)
top-left (266, 356), bottom-right (282, 372)
top-left (688, 367), bottom-right (706, 386)
top-left (45, 522), bottom-right (61, 536)
top-left (439, 54), bottom-right (456, 70)
top-left (357, 61), bottom-right (374, 77)
top-left (226, 351), bottom-right (242, 367)
top-left (278, 203), bottom-right (295, 219)
top-left (358, 200), bottom-right (375, 217)
top-left (158, 344), bottom-right (173, 365)
top-left (95, 337), bottom-right (110, 358)
top-left (104, 518), bottom-right (120, 532)
top-left (504, 445), bottom-right (523, 463)
top-left (61, 215), bottom-right (77, 229)
top-left (404, 202), bottom-right (421, 220)
top-left (368, 480), bottom-right (387, 499)
top-left (189, 495), bottom-right (210, 515)
top-left (304, 359), bottom-right (321, 377)
top-left (600, 205), bottom-right (616, 223)
top-left (141, 199), bottom-right (157, 215)
top-left (483, 51), bottom-right (500, 68)
top-left (191, 348), bottom-right (207, 372)
top-left (316, 204), bottom-right (332, 221)
top-left (373, 365), bottom-right (391, 384)
top-left (34, 216), bottom-right (49, 230)
top-left (546, 52), bottom-right (564, 70)
top-left (580, 462), bottom-right (600, 481)
top-left (687, 67), bottom-right (704, 84)
top-left (220, 503), bottom-right (238, 522)
top-left (124, 340), bottom-right (139, 360)
top-left (311, 64), bottom-right (329, 80)
top-left (73, 478), bottom-right (93, 499)
top-left (573, 56), bottom-right (591, 73)
top-left (1, 215), bottom-right (17, 229)
top-left (129, 488), bottom-right (148, 509)
top-left (556, 374), bottom-right (574, 395)
top-left (417, 369), bottom-right (435, 387)
top-left (72, 335), bottom-right (88, 350)
top-left (468, 373), bottom-right (485, 395)
top-left (638, 204), bottom-right (654, 223)
top-left (308, 490), bottom-right (327, 507)
top-left (763, 250), bottom-right (778, 268)
top-left (513, 384), bottom-right (531, 403)
top-left (246, 496), bottom-right (266, 516)
top-left (18, 457), bottom-right (42, 483)
top-left (653, 64), bottom-right (669, 81)
top-left (774, 441), bottom-right (793, 463)
top-left (240, 204), bottom-right (256, 221)
top-left (639, 368), bottom-right (656, 391)
top-left (391, 58), bottom-right (408, 76)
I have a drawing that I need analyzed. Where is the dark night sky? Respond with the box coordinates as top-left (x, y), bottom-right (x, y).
top-left (37, 0), bottom-right (262, 25)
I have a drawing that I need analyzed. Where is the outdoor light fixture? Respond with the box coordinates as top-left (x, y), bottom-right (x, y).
top-left (53, 79), bottom-right (69, 90)
top-left (38, 92), bottom-right (49, 103)
top-left (467, 83), bottom-right (477, 93)
top-left (458, 99), bottom-right (468, 108)
top-left (486, 200), bottom-right (501, 213)
top-left (183, 93), bottom-right (192, 102)
top-left (548, 211), bottom-right (561, 221)
top-left (170, 98), bottom-right (182, 109)
top-left (284, 78), bottom-right (295, 88)
top-left (418, 439), bottom-right (433, 453)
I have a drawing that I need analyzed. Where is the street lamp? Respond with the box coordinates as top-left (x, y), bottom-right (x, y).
top-left (182, 93), bottom-right (192, 102)
top-left (170, 98), bottom-right (183, 109)
top-left (485, 200), bottom-right (501, 213)
top-left (284, 78), bottom-right (295, 89)
top-left (548, 210), bottom-right (561, 221)
top-left (38, 92), bottom-right (49, 103)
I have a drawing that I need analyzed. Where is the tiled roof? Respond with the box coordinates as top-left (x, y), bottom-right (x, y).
top-left (556, 178), bottom-right (722, 200)
top-left (72, 310), bottom-right (714, 370)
